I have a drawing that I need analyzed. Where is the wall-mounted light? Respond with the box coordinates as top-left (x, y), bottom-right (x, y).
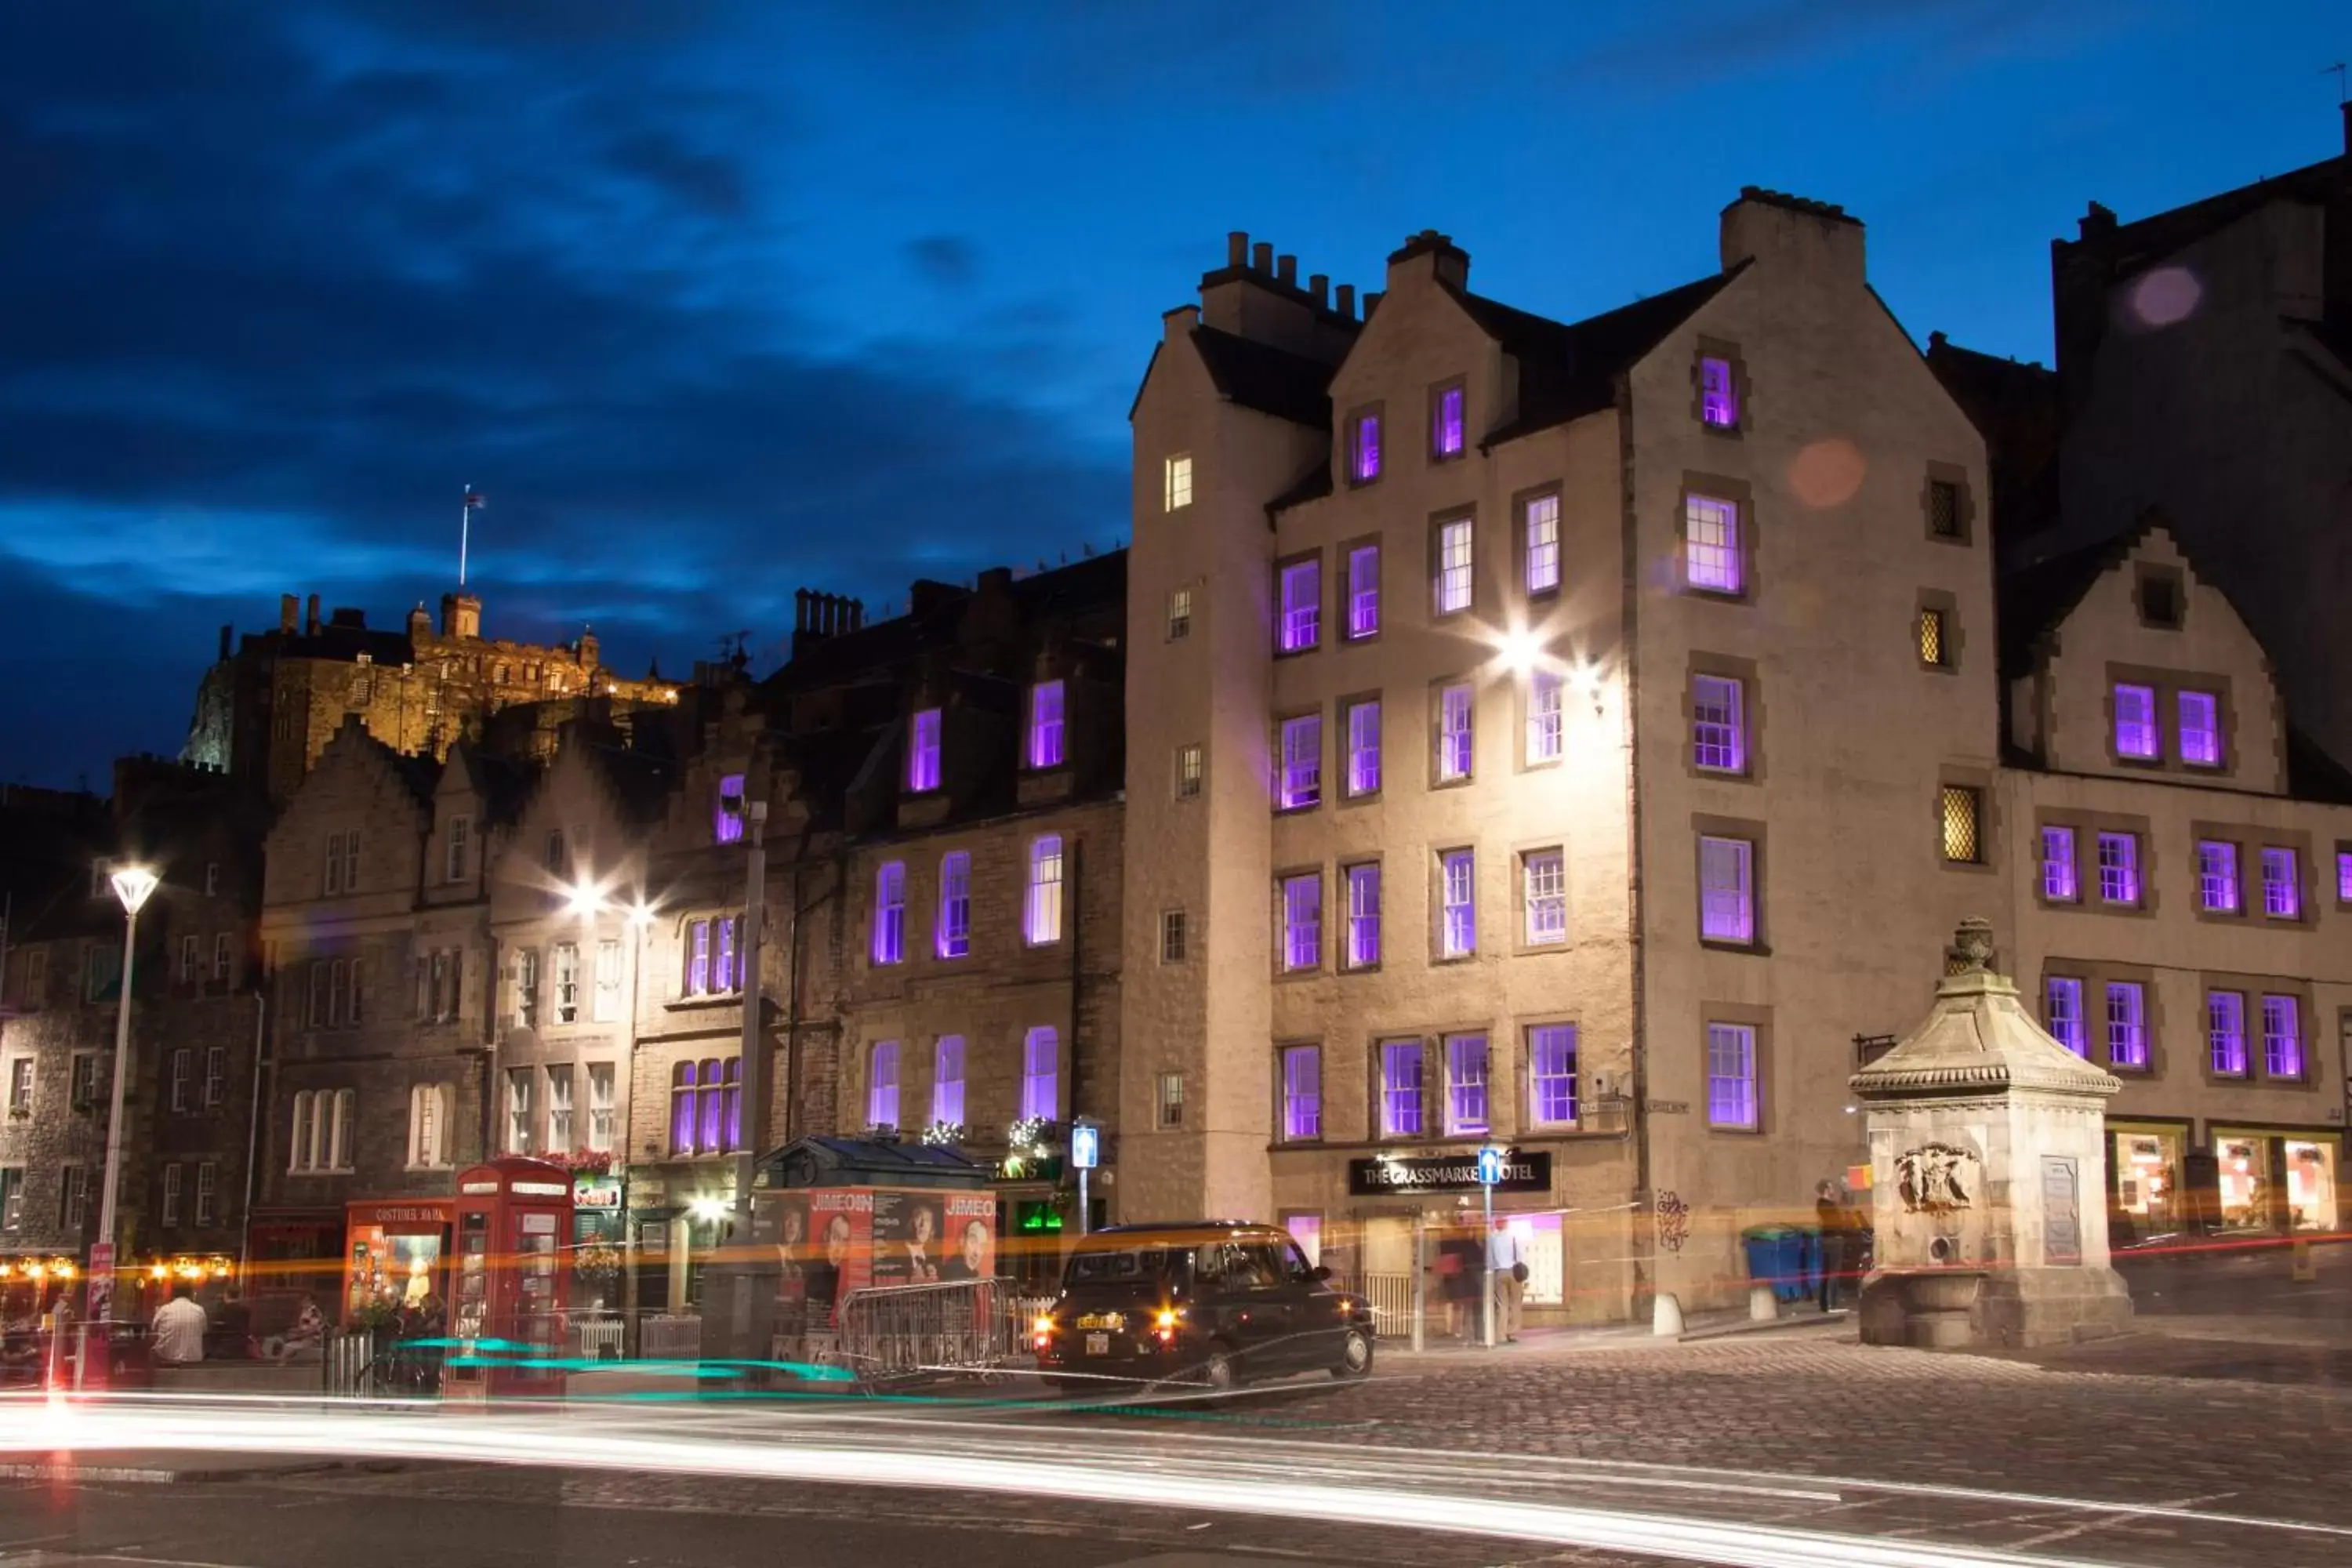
top-left (1495, 628), bottom-right (1542, 677)
top-left (688, 1196), bottom-right (731, 1224)
top-left (627, 900), bottom-right (657, 930)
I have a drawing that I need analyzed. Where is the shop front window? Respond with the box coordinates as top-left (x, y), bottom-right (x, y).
top-left (2285, 1140), bottom-right (2339, 1234)
top-left (2107, 1127), bottom-right (2183, 1245)
top-left (2215, 1135), bottom-right (2271, 1232)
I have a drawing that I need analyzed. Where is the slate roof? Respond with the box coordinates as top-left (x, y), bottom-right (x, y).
top-left (1454, 265), bottom-right (1743, 445)
top-left (1190, 326), bottom-right (1336, 429)
top-left (1994, 528), bottom-right (2136, 681)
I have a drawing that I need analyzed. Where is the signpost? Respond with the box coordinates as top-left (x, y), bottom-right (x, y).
top-left (1069, 1121), bottom-right (1099, 1236)
top-left (1475, 1145), bottom-right (1503, 1350)
top-left (85, 1242), bottom-right (114, 1327)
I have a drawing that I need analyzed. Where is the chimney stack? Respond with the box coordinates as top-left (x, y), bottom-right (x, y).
top-left (305, 594), bottom-right (321, 637)
top-left (1308, 273), bottom-right (1329, 307)
top-left (217, 625), bottom-right (232, 662)
top-left (1276, 253), bottom-right (1297, 286)
top-left (1226, 230), bottom-right (1248, 268)
top-left (1251, 241), bottom-right (1273, 274)
top-left (278, 594), bottom-right (297, 633)
top-left (1335, 283), bottom-right (1355, 318)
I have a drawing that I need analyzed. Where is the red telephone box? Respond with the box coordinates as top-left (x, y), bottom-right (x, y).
top-left (445, 1156), bottom-right (573, 1399)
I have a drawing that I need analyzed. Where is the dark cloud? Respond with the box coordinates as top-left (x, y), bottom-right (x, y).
top-left (0, 2), bottom-right (1123, 788)
top-left (1557, 0), bottom-right (2060, 89)
top-left (906, 234), bottom-right (981, 290)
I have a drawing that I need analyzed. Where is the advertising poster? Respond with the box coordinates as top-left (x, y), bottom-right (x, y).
top-left (804, 1189), bottom-right (872, 1327)
top-left (871, 1190), bottom-right (946, 1287)
top-left (942, 1192), bottom-right (996, 1283)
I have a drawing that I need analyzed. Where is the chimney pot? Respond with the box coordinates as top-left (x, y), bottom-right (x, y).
top-left (305, 594), bottom-right (320, 637)
top-left (279, 594), bottom-right (298, 633)
top-left (1251, 241), bottom-right (1273, 274)
top-left (1226, 230), bottom-right (1248, 267)
top-left (1276, 253), bottom-right (1297, 285)
top-left (1309, 273), bottom-right (1329, 307)
top-left (1335, 283), bottom-right (1356, 318)
top-left (218, 624), bottom-right (233, 662)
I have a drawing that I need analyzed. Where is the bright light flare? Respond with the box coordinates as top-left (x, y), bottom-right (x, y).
top-left (627, 900), bottom-right (657, 929)
top-left (109, 865), bottom-right (159, 916)
top-left (564, 880), bottom-right (604, 916)
top-left (1494, 628), bottom-right (1542, 677)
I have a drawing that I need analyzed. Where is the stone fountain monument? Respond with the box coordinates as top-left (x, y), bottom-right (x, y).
top-left (1850, 917), bottom-right (2133, 1348)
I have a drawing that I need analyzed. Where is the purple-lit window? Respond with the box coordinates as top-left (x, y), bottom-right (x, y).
top-left (1279, 873), bottom-right (1321, 973)
top-left (872, 862), bottom-right (906, 964)
top-left (1705, 1022), bottom-right (1758, 1130)
top-left (1278, 713), bottom-right (1322, 810)
top-left (1443, 1034), bottom-right (1489, 1135)
top-left (2261, 847), bottom-right (2299, 918)
top-left (1350, 411), bottom-right (1381, 482)
top-left (1379, 1040), bottom-right (1424, 1138)
top-left (1523, 849), bottom-right (1566, 946)
top-left (715, 773), bottom-right (746, 844)
top-left (1434, 519), bottom-right (1472, 615)
top-left (2045, 976), bottom-right (2085, 1056)
top-left (1438, 848), bottom-right (1475, 958)
top-left (697, 1056), bottom-right (729, 1153)
top-left (931, 1036), bottom-right (965, 1127)
top-left (1529, 1025), bottom-right (1577, 1127)
top-left (2339, 850), bottom-right (2352, 904)
top-left (1278, 559), bottom-right (1320, 652)
top-left (1698, 835), bottom-right (1755, 944)
top-left (724, 1058), bottom-right (743, 1152)
top-left (2178, 691), bottom-right (2222, 767)
top-left (936, 851), bottom-right (971, 959)
top-left (1344, 863), bottom-right (1381, 969)
top-left (1691, 675), bottom-right (1744, 773)
top-left (670, 1062), bottom-right (698, 1153)
top-left (713, 915), bottom-right (738, 993)
top-left (2262, 994), bottom-right (2303, 1078)
top-left (2096, 832), bottom-right (2140, 906)
top-left (867, 1040), bottom-right (900, 1130)
top-left (687, 920), bottom-right (711, 996)
top-left (1027, 681), bottom-right (1065, 770)
top-left (1523, 493), bottom-right (1561, 595)
top-left (1527, 672), bottom-right (1563, 764)
top-left (907, 708), bottom-right (942, 792)
top-left (2197, 840), bottom-right (2239, 913)
top-left (2106, 982), bottom-right (2147, 1069)
top-left (1020, 1026), bottom-right (1058, 1120)
top-left (2208, 991), bottom-right (2247, 1076)
top-left (1025, 836), bottom-right (1064, 946)
top-left (1281, 1046), bottom-right (1321, 1141)
top-left (1346, 544), bottom-right (1380, 638)
top-left (1345, 700), bottom-right (1381, 797)
top-left (1684, 495), bottom-right (1741, 593)
top-left (1432, 383), bottom-right (1465, 459)
top-left (1700, 356), bottom-right (1738, 429)
top-left (2112, 684), bottom-right (2157, 760)
top-left (2041, 826), bottom-right (2079, 902)
top-left (1436, 682), bottom-right (1473, 782)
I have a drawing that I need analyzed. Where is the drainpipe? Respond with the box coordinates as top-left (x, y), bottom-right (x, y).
top-left (1067, 836), bottom-right (1085, 1172)
top-left (1617, 377), bottom-right (1656, 1322)
top-left (237, 990), bottom-right (267, 1285)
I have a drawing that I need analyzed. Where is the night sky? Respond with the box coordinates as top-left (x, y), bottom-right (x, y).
top-left (2, 1), bottom-right (2341, 790)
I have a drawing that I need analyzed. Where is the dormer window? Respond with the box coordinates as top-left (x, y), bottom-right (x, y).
top-left (907, 709), bottom-right (942, 793)
top-left (714, 775), bottom-right (746, 844)
top-left (1026, 681), bottom-right (1065, 770)
top-left (1430, 382), bottom-right (1465, 460)
top-left (1347, 408), bottom-right (1382, 484)
top-left (1699, 357), bottom-right (1738, 429)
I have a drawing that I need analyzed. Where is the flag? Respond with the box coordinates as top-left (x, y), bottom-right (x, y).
top-left (463, 490), bottom-right (485, 510)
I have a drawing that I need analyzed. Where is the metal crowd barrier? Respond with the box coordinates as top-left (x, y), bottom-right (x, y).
top-left (831, 1276), bottom-right (1024, 1386)
top-left (321, 1327), bottom-right (376, 1396)
top-left (639, 1313), bottom-right (704, 1360)
top-left (572, 1318), bottom-right (625, 1362)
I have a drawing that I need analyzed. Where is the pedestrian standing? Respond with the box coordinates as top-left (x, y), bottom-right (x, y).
top-left (1487, 1218), bottom-right (1523, 1343)
top-left (151, 1283), bottom-right (209, 1364)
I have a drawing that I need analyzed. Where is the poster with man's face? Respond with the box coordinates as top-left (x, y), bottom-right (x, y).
top-left (942, 1193), bottom-right (995, 1282)
top-left (871, 1191), bottom-right (945, 1287)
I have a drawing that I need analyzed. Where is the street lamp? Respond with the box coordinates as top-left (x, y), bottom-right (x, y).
top-left (90, 863), bottom-right (158, 1322)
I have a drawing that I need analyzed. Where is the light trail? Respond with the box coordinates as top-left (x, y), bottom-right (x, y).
top-left (3, 1400), bottom-right (2144, 1568)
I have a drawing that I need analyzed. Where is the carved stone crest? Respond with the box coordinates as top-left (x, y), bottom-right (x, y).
top-left (1896, 1142), bottom-right (1977, 1214)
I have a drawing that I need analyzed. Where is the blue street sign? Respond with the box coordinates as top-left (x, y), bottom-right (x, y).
top-left (1475, 1145), bottom-right (1504, 1188)
top-left (1070, 1123), bottom-right (1100, 1171)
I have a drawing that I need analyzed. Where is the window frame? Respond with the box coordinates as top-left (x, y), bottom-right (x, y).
top-left (1341, 696), bottom-right (1382, 798)
top-left (1159, 909), bottom-right (1188, 964)
top-left (1520, 488), bottom-right (1563, 598)
top-left (1691, 673), bottom-right (1746, 775)
top-left (931, 1036), bottom-right (966, 1127)
top-left (2096, 830), bottom-right (2142, 908)
top-left (1341, 861), bottom-right (1381, 972)
top-left (2104, 980), bottom-right (2150, 1072)
top-left (866, 1040), bottom-right (901, 1131)
top-left (1428, 378), bottom-right (1466, 462)
top-left (1442, 1033), bottom-right (1490, 1136)
top-left (1277, 869), bottom-right (1322, 975)
top-left (1526, 1022), bottom-right (1579, 1130)
top-left (1276, 710), bottom-right (1323, 811)
top-left (2044, 975), bottom-right (2087, 1056)
top-left (1704, 1020), bottom-right (1760, 1131)
top-left (1279, 1044), bottom-right (1323, 1142)
top-left (1697, 833), bottom-right (1757, 948)
top-left (1434, 680), bottom-right (1474, 786)
top-left (1276, 554), bottom-right (1322, 655)
top-left (1939, 784), bottom-right (1985, 866)
top-left (1680, 488), bottom-right (1746, 597)
top-left (1026, 679), bottom-right (1067, 771)
top-left (1377, 1039), bottom-right (1425, 1140)
top-left (1526, 670), bottom-right (1564, 767)
top-left (1024, 835), bottom-right (1065, 946)
top-left (1163, 452), bottom-right (1193, 512)
top-left (1431, 514), bottom-right (1474, 619)
top-left (936, 851), bottom-right (971, 959)
top-left (1344, 541), bottom-right (1381, 641)
top-left (1345, 404), bottom-right (1384, 485)
top-left (1521, 847), bottom-right (1567, 948)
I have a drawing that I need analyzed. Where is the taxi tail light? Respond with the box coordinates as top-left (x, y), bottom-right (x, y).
top-left (1152, 1307), bottom-right (1179, 1345)
top-left (1032, 1314), bottom-right (1055, 1352)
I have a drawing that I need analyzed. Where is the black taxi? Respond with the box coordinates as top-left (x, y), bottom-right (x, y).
top-left (1031, 1220), bottom-right (1374, 1389)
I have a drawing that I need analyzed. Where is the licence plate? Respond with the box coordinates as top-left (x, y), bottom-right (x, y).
top-left (1086, 1332), bottom-right (1110, 1356)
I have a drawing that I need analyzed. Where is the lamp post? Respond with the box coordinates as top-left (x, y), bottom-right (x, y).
top-left (90, 864), bottom-right (158, 1323)
top-left (1475, 1143), bottom-right (1504, 1350)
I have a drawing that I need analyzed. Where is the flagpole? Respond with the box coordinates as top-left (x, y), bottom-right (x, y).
top-left (459, 483), bottom-right (470, 587)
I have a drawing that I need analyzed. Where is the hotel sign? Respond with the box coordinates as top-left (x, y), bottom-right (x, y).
top-left (1347, 1149), bottom-right (1552, 1196)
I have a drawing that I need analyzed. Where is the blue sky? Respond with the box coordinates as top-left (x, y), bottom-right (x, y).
top-left (1, 0), bottom-right (2343, 789)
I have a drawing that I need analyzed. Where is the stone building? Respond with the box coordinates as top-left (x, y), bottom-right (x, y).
top-left (182, 588), bottom-right (681, 802)
top-left (1124, 195), bottom-right (1998, 1319)
top-left (0, 761), bottom-right (266, 1306)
